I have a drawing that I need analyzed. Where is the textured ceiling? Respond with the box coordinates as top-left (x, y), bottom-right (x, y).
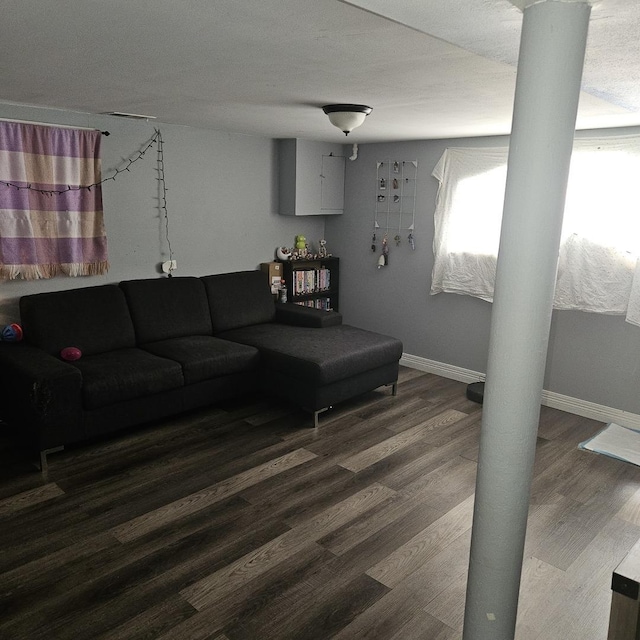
top-left (0, 0), bottom-right (638, 142)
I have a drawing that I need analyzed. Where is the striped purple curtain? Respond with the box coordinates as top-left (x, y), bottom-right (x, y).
top-left (0, 121), bottom-right (109, 280)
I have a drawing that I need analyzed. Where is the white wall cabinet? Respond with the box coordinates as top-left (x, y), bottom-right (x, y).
top-left (278, 138), bottom-right (345, 216)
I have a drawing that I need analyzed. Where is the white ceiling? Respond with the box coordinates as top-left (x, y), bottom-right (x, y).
top-left (1, 0), bottom-right (638, 143)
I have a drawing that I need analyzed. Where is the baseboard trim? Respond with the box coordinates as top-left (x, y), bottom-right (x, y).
top-left (400, 354), bottom-right (485, 385)
top-left (540, 391), bottom-right (640, 430)
top-left (400, 353), bottom-right (640, 430)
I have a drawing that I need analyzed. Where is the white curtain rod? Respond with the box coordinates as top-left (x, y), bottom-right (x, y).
top-left (0, 117), bottom-right (109, 135)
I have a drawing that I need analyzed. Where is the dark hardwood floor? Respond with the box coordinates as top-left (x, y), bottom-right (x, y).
top-left (1, 367), bottom-right (640, 639)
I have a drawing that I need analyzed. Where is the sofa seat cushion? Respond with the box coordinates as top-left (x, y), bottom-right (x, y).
top-left (141, 336), bottom-right (260, 385)
top-left (217, 324), bottom-right (403, 386)
top-left (120, 277), bottom-right (213, 344)
top-left (20, 285), bottom-right (136, 356)
top-left (202, 271), bottom-right (276, 333)
top-left (72, 348), bottom-right (184, 410)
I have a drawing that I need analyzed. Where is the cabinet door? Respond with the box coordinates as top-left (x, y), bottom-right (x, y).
top-left (321, 154), bottom-right (345, 212)
top-left (278, 139), bottom-right (345, 216)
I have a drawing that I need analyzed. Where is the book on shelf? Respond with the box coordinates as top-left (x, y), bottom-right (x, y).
top-left (292, 268), bottom-right (331, 296)
top-left (294, 297), bottom-right (333, 311)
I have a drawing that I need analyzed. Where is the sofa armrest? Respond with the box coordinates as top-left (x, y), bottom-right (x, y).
top-left (274, 303), bottom-right (343, 328)
top-left (0, 343), bottom-right (83, 449)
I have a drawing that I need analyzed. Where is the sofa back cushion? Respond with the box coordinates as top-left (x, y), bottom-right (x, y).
top-left (120, 277), bottom-right (213, 344)
top-left (20, 285), bottom-right (136, 356)
top-left (202, 271), bottom-right (275, 334)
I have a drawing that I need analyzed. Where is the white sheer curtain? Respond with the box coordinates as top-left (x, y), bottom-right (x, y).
top-left (431, 136), bottom-right (640, 325)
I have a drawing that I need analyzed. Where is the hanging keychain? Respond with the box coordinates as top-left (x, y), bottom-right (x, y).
top-left (382, 234), bottom-right (389, 265)
top-left (394, 234), bottom-right (401, 246)
top-left (371, 232), bottom-right (377, 252)
top-left (408, 232), bottom-right (415, 250)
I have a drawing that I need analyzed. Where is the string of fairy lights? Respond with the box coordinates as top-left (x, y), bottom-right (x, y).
top-left (0, 126), bottom-right (175, 269)
top-left (155, 129), bottom-right (174, 268)
top-left (0, 129), bottom-right (160, 195)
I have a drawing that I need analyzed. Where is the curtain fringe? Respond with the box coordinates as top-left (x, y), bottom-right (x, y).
top-left (0, 262), bottom-right (110, 281)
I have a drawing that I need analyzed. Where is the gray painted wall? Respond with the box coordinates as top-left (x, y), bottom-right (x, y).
top-left (2, 101), bottom-right (639, 415)
top-left (0, 104), bottom-right (324, 323)
top-left (325, 128), bottom-right (640, 415)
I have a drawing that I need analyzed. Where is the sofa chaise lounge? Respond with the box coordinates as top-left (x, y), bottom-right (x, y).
top-left (0, 270), bottom-right (403, 471)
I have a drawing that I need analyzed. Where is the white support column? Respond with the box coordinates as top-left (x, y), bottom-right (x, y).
top-left (462, 2), bottom-right (591, 639)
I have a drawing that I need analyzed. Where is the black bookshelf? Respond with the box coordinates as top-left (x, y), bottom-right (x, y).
top-left (281, 257), bottom-right (339, 312)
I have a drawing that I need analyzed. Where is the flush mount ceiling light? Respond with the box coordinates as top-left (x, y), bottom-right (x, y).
top-left (322, 104), bottom-right (372, 136)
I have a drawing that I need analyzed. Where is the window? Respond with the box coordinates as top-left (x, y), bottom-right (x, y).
top-left (431, 136), bottom-right (640, 325)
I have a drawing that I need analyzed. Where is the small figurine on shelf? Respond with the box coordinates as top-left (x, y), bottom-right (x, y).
top-left (276, 246), bottom-right (292, 261)
top-left (293, 234), bottom-right (307, 259)
top-left (318, 239), bottom-right (328, 258)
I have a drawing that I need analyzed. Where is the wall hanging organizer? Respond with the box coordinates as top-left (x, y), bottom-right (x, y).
top-left (372, 160), bottom-right (418, 267)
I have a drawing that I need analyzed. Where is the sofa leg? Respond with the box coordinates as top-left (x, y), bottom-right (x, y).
top-left (390, 382), bottom-right (398, 396)
top-left (313, 407), bottom-right (331, 428)
top-left (38, 446), bottom-right (64, 476)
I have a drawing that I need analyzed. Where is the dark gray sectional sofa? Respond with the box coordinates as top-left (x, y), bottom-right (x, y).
top-left (0, 270), bottom-right (403, 471)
